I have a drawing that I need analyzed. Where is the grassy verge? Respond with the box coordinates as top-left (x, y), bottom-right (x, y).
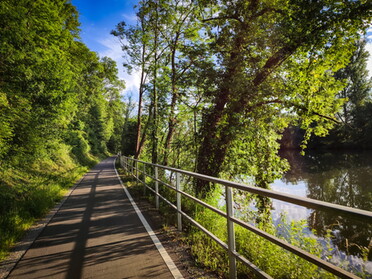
top-left (189, 191), bottom-right (371, 278)
top-left (0, 145), bottom-right (99, 261)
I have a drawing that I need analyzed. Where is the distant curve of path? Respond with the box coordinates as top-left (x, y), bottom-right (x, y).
top-left (7, 157), bottom-right (177, 279)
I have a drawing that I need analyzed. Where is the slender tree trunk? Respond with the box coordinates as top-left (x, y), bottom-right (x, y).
top-left (134, 92), bottom-right (142, 157)
top-left (151, 2), bottom-right (159, 165)
top-left (163, 34), bottom-right (180, 166)
top-left (121, 95), bottom-right (134, 154)
top-left (151, 80), bottom-right (158, 164)
top-left (138, 103), bottom-right (153, 155)
top-left (135, 43), bottom-right (147, 159)
top-left (195, 87), bottom-right (232, 196)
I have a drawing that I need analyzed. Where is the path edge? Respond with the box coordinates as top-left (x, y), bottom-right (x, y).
top-left (113, 157), bottom-right (184, 279)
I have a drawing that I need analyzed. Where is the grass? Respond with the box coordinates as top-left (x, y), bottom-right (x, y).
top-left (0, 144), bottom-right (96, 261)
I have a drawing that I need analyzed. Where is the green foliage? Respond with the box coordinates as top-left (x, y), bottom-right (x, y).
top-left (0, 92), bottom-right (13, 158)
top-left (121, 119), bottom-right (137, 156)
top-left (117, 0), bottom-right (371, 199)
top-left (65, 129), bottom-right (96, 166)
top-left (193, 0), bottom-right (371, 196)
top-left (0, 0), bottom-right (126, 260)
top-left (190, 204), bottom-right (339, 278)
top-left (0, 0), bottom-right (126, 160)
top-left (309, 38), bottom-right (372, 149)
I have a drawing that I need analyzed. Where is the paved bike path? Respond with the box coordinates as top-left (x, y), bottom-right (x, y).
top-left (7, 157), bottom-right (177, 279)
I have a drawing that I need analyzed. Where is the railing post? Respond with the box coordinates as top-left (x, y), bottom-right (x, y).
top-left (226, 186), bottom-right (237, 279)
top-left (176, 172), bottom-right (182, 231)
top-left (143, 163), bottom-right (146, 195)
top-left (135, 160), bottom-right (138, 182)
top-left (122, 156), bottom-right (126, 171)
top-left (155, 166), bottom-right (159, 210)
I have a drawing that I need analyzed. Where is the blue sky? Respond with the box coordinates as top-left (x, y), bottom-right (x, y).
top-left (71, 0), bottom-right (139, 96)
top-left (71, 0), bottom-right (372, 98)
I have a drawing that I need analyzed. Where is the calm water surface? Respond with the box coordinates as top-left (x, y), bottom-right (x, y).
top-left (271, 151), bottom-right (372, 271)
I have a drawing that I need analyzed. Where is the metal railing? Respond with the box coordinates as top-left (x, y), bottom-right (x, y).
top-left (118, 156), bottom-right (372, 279)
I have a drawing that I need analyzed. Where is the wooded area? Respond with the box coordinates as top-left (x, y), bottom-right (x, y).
top-left (114, 0), bottom-right (371, 198)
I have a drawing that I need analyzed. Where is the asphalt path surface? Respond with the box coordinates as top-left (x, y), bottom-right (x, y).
top-left (7, 157), bottom-right (175, 279)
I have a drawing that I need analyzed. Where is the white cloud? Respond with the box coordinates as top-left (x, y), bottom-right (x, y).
top-left (121, 13), bottom-right (137, 24)
top-left (98, 36), bottom-right (123, 60)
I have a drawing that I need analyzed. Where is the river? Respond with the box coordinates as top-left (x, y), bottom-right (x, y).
top-left (270, 150), bottom-right (372, 275)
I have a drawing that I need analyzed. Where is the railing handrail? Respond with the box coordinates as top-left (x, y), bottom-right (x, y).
top-left (119, 155), bottom-right (371, 279)
top-left (128, 157), bottom-right (372, 222)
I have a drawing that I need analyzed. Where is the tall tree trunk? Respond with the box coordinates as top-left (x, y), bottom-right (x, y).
top-left (135, 44), bottom-right (147, 159)
top-left (195, 36), bottom-right (297, 197)
top-left (151, 1), bottom-right (159, 165)
top-left (163, 33), bottom-right (180, 166)
top-left (138, 103), bottom-right (153, 155)
top-left (121, 95), bottom-right (134, 154)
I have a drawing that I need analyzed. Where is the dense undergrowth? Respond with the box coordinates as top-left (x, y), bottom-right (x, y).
top-left (118, 166), bottom-right (371, 279)
top-left (0, 145), bottom-right (102, 260)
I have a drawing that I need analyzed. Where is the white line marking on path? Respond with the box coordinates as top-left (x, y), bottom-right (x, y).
top-left (113, 158), bottom-right (184, 279)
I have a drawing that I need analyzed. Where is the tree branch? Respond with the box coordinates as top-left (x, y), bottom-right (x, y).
top-left (245, 99), bottom-right (340, 124)
top-left (203, 15), bottom-right (243, 24)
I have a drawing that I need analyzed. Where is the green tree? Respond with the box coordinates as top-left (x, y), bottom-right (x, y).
top-left (70, 52), bottom-right (125, 155)
top-left (156, 0), bottom-right (204, 166)
top-left (335, 38), bottom-right (372, 125)
top-left (112, 6), bottom-right (154, 159)
top-left (113, 0), bottom-right (370, 199)
top-left (309, 37), bottom-right (372, 149)
top-left (0, 0), bottom-right (80, 161)
top-left (194, 0), bottom-right (371, 197)
top-left (113, 0), bottom-right (209, 167)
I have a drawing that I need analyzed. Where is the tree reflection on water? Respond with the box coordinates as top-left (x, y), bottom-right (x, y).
top-left (278, 150), bottom-right (372, 260)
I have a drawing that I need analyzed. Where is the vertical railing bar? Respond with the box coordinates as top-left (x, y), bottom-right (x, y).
top-left (155, 166), bottom-right (159, 210)
top-left (135, 160), bottom-right (138, 183)
top-left (226, 186), bottom-right (237, 279)
top-left (176, 172), bottom-right (182, 231)
top-left (143, 163), bottom-right (146, 195)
